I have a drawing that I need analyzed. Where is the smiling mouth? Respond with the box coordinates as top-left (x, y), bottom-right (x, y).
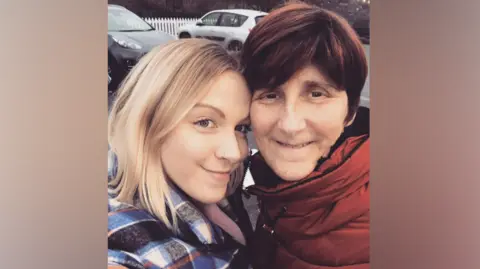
top-left (276, 140), bottom-right (314, 149)
top-left (203, 168), bottom-right (231, 182)
top-left (203, 168), bottom-right (231, 175)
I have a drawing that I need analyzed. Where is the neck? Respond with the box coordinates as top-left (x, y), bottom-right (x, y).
top-left (199, 203), bottom-right (246, 246)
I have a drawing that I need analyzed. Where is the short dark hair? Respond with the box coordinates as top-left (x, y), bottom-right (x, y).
top-left (241, 2), bottom-right (368, 121)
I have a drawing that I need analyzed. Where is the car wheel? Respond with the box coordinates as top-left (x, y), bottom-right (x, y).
top-left (179, 32), bottom-right (191, 39)
top-left (228, 40), bottom-right (243, 52)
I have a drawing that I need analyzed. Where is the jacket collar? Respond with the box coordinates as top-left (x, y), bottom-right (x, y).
top-left (167, 183), bottom-right (225, 245)
top-left (247, 134), bottom-right (369, 203)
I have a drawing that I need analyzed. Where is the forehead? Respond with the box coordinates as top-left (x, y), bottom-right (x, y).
top-left (289, 65), bottom-right (330, 84)
top-left (197, 71), bottom-right (251, 117)
top-left (259, 65), bottom-right (334, 92)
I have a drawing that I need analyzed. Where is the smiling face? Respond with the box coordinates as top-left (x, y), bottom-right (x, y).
top-left (160, 71), bottom-right (251, 204)
top-left (250, 65), bottom-right (354, 181)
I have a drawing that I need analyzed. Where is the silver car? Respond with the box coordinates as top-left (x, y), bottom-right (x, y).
top-left (177, 9), bottom-right (268, 52)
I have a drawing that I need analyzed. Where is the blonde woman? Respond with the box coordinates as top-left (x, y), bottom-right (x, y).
top-left (107, 39), bottom-right (253, 269)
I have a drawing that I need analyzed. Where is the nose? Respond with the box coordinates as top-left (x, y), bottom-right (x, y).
top-left (215, 133), bottom-right (244, 164)
top-left (277, 103), bottom-right (306, 135)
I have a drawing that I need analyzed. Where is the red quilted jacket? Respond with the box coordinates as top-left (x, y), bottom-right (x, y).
top-left (247, 135), bottom-right (370, 269)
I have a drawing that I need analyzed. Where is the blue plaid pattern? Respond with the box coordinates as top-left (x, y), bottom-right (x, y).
top-left (107, 148), bottom-right (250, 268)
top-left (108, 186), bottom-right (243, 269)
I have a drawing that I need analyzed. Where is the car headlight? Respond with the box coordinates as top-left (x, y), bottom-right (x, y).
top-left (112, 36), bottom-right (142, 50)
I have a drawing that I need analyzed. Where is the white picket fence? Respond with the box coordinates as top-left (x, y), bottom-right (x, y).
top-left (143, 17), bottom-right (199, 37)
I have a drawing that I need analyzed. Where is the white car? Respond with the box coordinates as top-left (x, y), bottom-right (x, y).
top-left (177, 9), bottom-right (268, 52)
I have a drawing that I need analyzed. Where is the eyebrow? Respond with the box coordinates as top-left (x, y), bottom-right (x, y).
top-left (193, 103), bottom-right (250, 123)
top-left (257, 78), bottom-right (338, 94)
top-left (194, 103), bottom-right (225, 119)
top-left (303, 80), bottom-right (337, 90)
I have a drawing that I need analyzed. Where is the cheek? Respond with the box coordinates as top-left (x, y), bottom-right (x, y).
top-left (250, 103), bottom-right (278, 136)
top-left (163, 130), bottom-right (196, 158)
top-left (308, 104), bottom-right (349, 140)
top-left (236, 135), bottom-right (249, 157)
top-left (161, 127), bottom-right (211, 179)
top-left (312, 118), bottom-right (345, 141)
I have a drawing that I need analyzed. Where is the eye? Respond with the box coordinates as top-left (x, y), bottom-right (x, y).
top-left (311, 91), bottom-right (325, 98)
top-left (194, 119), bottom-right (216, 128)
top-left (235, 124), bottom-right (252, 135)
top-left (263, 92), bottom-right (279, 99)
top-left (256, 91), bottom-right (281, 103)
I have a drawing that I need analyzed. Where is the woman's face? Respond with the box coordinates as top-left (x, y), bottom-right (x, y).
top-left (161, 71), bottom-right (251, 204)
top-left (250, 65), bottom-right (354, 181)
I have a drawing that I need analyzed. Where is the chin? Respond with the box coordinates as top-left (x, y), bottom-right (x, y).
top-left (271, 162), bottom-right (317, 182)
top-left (277, 171), bottom-right (310, 182)
top-left (192, 190), bottom-right (227, 205)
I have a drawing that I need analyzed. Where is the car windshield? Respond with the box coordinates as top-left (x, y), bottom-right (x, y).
top-left (108, 8), bottom-right (153, 32)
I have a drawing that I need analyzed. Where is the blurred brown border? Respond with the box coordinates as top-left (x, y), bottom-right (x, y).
top-left (2, 0), bottom-right (480, 268)
top-left (371, 0), bottom-right (480, 268)
top-left (0, 0), bottom-right (107, 268)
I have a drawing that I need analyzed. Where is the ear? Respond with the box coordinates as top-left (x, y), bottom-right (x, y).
top-left (345, 112), bottom-right (357, 127)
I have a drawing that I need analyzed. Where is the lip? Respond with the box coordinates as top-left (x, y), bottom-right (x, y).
top-left (203, 168), bottom-right (231, 181)
top-left (275, 140), bottom-right (314, 149)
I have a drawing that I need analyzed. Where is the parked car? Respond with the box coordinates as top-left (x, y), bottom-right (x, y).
top-left (177, 9), bottom-right (268, 52)
top-left (108, 4), bottom-right (175, 92)
top-left (357, 44), bottom-right (370, 108)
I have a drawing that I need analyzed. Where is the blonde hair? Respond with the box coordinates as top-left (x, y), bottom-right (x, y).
top-left (108, 39), bottom-right (245, 233)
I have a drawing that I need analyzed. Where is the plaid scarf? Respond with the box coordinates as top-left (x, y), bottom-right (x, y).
top-left (108, 182), bottom-right (248, 269)
top-left (107, 148), bottom-right (252, 268)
